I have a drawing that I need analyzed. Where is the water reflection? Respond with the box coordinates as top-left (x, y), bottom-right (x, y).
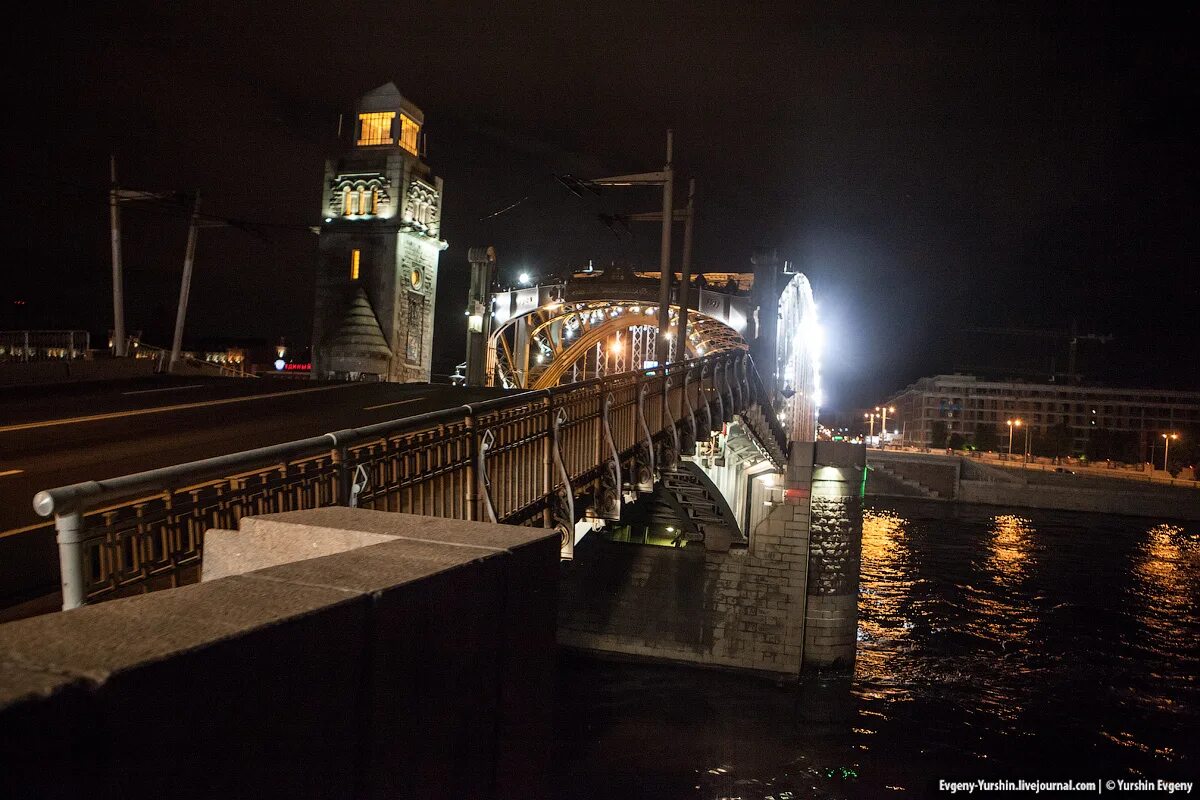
top-left (855, 509), bottom-right (915, 703)
top-left (555, 502), bottom-right (1200, 799)
top-left (987, 514), bottom-right (1032, 586)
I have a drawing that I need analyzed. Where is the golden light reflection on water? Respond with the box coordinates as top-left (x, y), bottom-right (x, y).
top-left (857, 509), bottom-right (914, 698)
top-left (988, 514), bottom-right (1033, 587)
top-left (1133, 523), bottom-right (1195, 644)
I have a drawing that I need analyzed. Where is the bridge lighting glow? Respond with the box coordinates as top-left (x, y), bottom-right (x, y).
top-left (536, 353), bottom-right (544, 364)
top-left (518, 272), bottom-right (532, 286)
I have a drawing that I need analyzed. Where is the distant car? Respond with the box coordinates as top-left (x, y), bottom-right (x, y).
top-left (1054, 467), bottom-right (1074, 474)
top-left (450, 362), bottom-right (467, 386)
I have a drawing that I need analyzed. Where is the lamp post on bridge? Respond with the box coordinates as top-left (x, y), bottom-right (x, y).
top-left (865, 412), bottom-right (877, 443)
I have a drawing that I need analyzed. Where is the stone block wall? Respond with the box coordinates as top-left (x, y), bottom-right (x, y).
top-left (877, 458), bottom-right (958, 498)
top-left (559, 443), bottom-right (821, 675)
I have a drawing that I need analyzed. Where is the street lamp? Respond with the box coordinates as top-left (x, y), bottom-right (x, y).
top-left (517, 271), bottom-right (532, 286)
top-left (1162, 432), bottom-right (1180, 472)
top-left (1007, 419), bottom-right (1022, 459)
top-left (1023, 422), bottom-right (1031, 463)
top-left (865, 412), bottom-right (877, 441)
top-left (876, 405), bottom-right (895, 449)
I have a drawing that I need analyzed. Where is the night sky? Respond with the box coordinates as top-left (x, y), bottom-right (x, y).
top-left (7, 2), bottom-right (1197, 409)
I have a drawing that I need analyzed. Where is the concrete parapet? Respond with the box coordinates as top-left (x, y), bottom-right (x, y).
top-left (0, 509), bottom-right (560, 800)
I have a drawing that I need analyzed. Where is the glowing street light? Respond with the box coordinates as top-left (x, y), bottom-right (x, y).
top-left (1162, 432), bottom-right (1180, 472)
top-left (876, 405), bottom-right (895, 448)
top-left (517, 271), bottom-right (532, 286)
top-left (865, 412), bottom-right (878, 439)
top-left (1007, 418), bottom-right (1022, 459)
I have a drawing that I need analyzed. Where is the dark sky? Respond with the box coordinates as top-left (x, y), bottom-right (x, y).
top-left (7, 1), bottom-right (1197, 408)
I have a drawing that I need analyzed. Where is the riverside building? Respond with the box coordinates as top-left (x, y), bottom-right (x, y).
top-left (887, 374), bottom-right (1200, 460)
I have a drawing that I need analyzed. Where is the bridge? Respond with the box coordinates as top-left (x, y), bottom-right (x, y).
top-left (18, 257), bottom-right (863, 689)
top-left (0, 86), bottom-right (865, 797)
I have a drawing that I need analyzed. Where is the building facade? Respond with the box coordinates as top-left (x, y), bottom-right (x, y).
top-left (311, 83), bottom-right (447, 382)
top-left (888, 374), bottom-right (1200, 460)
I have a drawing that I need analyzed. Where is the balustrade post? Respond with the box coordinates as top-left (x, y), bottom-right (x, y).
top-left (55, 510), bottom-right (87, 610)
top-left (464, 413), bottom-right (479, 522)
top-left (542, 396), bottom-right (554, 530)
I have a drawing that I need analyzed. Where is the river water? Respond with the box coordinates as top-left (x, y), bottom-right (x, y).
top-left (554, 499), bottom-right (1200, 798)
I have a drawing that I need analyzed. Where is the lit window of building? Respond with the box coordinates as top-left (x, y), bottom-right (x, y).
top-left (357, 112), bottom-right (395, 146)
top-left (399, 114), bottom-right (420, 154)
top-left (350, 249), bottom-right (361, 280)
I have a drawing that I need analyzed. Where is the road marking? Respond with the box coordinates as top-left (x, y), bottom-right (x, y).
top-left (0, 383), bottom-right (357, 434)
top-left (0, 469), bottom-right (23, 477)
top-left (363, 397), bottom-right (427, 411)
top-left (122, 384), bottom-right (205, 395)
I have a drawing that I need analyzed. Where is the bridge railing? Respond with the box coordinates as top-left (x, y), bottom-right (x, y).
top-left (34, 351), bottom-right (761, 610)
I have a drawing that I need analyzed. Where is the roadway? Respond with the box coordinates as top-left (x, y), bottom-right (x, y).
top-left (0, 376), bottom-right (510, 612)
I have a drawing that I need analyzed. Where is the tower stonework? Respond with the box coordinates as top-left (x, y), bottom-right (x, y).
top-left (312, 83), bottom-right (447, 382)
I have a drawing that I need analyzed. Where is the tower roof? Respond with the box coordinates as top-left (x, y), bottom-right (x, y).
top-left (323, 286), bottom-right (392, 360)
top-left (359, 82), bottom-right (424, 125)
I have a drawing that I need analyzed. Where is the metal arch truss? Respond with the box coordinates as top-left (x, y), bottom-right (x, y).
top-left (775, 273), bottom-right (822, 443)
top-left (487, 300), bottom-right (749, 390)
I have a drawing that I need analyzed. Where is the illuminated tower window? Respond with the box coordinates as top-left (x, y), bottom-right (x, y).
top-left (357, 112), bottom-right (395, 146)
top-left (350, 249), bottom-right (361, 280)
top-left (399, 114), bottom-right (420, 154)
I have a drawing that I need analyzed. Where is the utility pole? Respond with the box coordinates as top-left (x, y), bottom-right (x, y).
top-left (170, 192), bottom-right (201, 373)
top-left (109, 156), bottom-right (127, 357)
top-left (675, 178), bottom-right (696, 356)
top-left (588, 129), bottom-right (678, 366)
top-left (656, 130), bottom-right (674, 366)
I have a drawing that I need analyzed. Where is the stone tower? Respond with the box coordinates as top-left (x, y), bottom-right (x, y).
top-left (311, 83), bottom-right (447, 382)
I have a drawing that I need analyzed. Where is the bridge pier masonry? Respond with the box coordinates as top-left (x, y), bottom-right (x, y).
top-left (558, 439), bottom-right (865, 677)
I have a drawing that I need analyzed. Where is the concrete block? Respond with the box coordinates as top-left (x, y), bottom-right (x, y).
top-left (202, 525), bottom-right (398, 581)
top-left (0, 575), bottom-right (369, 799)
top-left (1, 510), bottom-right (561, 800)
top-left (241, 507), bottom-right (550, 553)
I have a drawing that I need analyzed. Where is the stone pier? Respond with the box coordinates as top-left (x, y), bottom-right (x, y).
top-left (803, 441), bottom-right (865, 672)
top-left (558, 441), bottom-right (865, 676)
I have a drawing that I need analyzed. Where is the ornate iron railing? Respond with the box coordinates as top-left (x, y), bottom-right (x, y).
top-left (34, 350), bottom-right (782, 610)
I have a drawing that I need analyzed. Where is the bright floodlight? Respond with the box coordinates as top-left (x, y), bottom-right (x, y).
top-left (518, 271), bottom-right (531, 286)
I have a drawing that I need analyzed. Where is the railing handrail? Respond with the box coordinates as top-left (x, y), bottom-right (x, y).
top-left (32, 354), bottom-right (725, 520)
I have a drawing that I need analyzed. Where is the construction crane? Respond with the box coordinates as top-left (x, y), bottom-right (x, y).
top-left (962, 323), bottom-right (1113, 385)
